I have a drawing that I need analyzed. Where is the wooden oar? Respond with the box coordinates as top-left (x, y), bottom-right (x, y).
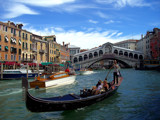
top-left (105, 66), bottom-right (113, 80)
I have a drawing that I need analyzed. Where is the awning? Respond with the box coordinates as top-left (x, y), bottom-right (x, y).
top-left (41, 62), bottom-right (53, 66)
top-left (59, 64), bottom-right (64, 67)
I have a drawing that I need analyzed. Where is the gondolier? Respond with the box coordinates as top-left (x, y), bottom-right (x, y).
top-left (113, 60), bottom-right (121, 85)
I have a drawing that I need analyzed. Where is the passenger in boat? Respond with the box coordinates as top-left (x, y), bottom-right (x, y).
top-left (103, 80), bottom-right (109, 91)
top-left (91, 86), bottom-right (100, 95)
top-left (65, 67), bottom-right (70, 73)
top-left (96, 80), bottom-right (103, 90)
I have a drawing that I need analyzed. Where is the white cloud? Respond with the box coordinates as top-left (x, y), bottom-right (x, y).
top-left (89, 20), bottom-right (98, 24)
top-left (96, 11), bottom-right (109, 19)
top-left (117, 32), bottom-right (123, 36)
top-left (3, 3), bottom-right (38, 19)
top-left (24, 26), bottom-right (141, 49)
top-left (104, 20), bottom-right (114, 24)
top-left (13, 0), bottom-right (75, 7)
top-left (96, 0), bottom-right (150, 8)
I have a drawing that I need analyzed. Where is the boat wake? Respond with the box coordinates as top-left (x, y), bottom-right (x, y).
top-left (0, 88), bottom-right (22, 97)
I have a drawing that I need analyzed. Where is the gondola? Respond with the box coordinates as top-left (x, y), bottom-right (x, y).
top-left (22, 75), bottom-right (123, 112)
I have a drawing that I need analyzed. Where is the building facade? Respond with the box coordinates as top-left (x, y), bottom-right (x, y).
top-left (0, 21), bottom-right (22, 62)
top-left (21, 30), bottom-right (33, 62)
top-left (68, 44), bottom-right (80, 61)
top-left (114, 39), bottom-right (138, 50)
top-left (136, 28), bottom-right (160, 59)
top-left (32, 34), bottom-right (47, 63)
top-left (60, 42), bottom-right (70, 63)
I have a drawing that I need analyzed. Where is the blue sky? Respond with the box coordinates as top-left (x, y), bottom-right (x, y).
top-left (0, 0), bottom-right (160, 49)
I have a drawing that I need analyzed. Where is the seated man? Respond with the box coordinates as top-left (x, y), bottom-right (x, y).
top-left (103, 80), bottom-right (109, 91)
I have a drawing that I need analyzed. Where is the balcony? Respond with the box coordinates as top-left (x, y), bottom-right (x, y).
top-left (39, 49), bottom-right (45, 54)
top-left (31, 47), bottom-right (37, 52)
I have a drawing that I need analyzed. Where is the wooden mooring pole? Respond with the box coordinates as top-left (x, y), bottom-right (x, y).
top-left (1, 63), bottom-right (3, 79)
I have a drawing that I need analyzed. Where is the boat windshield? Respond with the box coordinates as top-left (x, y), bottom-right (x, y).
top-left (54, 73), bottom-right (67, 78)
top-left (3, 71), bottom-right (21, 74)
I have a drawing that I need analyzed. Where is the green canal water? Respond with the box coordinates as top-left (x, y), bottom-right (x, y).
top-left (0, 69), bottom-right (160, 120)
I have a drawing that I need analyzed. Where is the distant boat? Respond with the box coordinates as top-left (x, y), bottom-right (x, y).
top-left (79, 69), bottom-right (94, 75)
top-left (29, 72), bottom-right (76, 88)
top-left (0, 65), bottom-right (41, 80)
top-left (22, 75), bottom-right (123, 112)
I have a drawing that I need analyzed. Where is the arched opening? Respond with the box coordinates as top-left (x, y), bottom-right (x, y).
top-left (73, 57), bottom-right (78, 63)
top-left (124, 52), bottom-right (128, 57)
top-left (79, 56), bottom-right (83, 62)
top-left (114, 50), bottom-right (118, 54)
top-left (94, 52), bottom-right (98, 57)
top-left (129, 53), bottom-right (133, 58)
top-left (26, 54), bottom-right (27, 60)
top-left (139, 55), bottom-right (143, 60)
top-left (89, 53), bottom-right (93, 59)
top-left (84, 54), bottom-right (88, 60)
top-left (99, 50), bottom-right (103, 56)
top-left (134, 54), bottom-right (138, 59)
top-left (119, 51), bottom-right (123, 56)
top-left (22, 53), bottom-right (24, 60)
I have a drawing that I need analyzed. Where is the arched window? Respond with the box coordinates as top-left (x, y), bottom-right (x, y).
top-left (129, 53), bottom-right (133, 58)
top-left (99, 50), bottom-right (103, 56)
top-left (94, 52), bottom-right (98, 57)
top-left (79, 56), bottom-right (83, 62)
top-left (84, 54), bottom-right (88, 60)
top-left (139, 55), bottom-right (143, 60)
top-left (124, 52), bottom-right (128, 57)
top-left (114, 50), bottom-right (118, 54)
top-left (134, 54), bottom-right (138, 59)
top-left (89, 53), bottom-right (93, 59)
top-left (119, 51), bottom-right (123, 56)
top-left (73, 57), bottom-right (78, 63)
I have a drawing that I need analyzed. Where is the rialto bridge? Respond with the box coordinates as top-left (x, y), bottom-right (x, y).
top-left (72, 42), bottom-right (144, 68)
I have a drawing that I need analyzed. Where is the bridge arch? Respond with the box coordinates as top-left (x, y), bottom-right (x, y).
top-left (134, 54), bottom-right (138, 59)
top-left (87, 57), bottom-right (130, 68)
top-left (99, 50), bottom-right (103, 56)
top-left (89, 53), bottom-right (93, 59)
top-left (129, 53), bottom-right (133, 58)
top-left (94, 51), bottom-right (98, 57)
top-left (79, 56), bottom-right (83, 62)
top-left (119, 50), bottom-right (123, 56)
top-left (114, 49), bottom-right (118, 54)
top-left (73, 57), bottom-right (78, 63)
top-left (124, 51), bottom-right (128, 57)
top-left (84, 54), bottom-right (88, 61)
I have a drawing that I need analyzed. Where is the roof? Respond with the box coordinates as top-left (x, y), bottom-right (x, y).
top-left (68, 45), bottom-right (80, 49)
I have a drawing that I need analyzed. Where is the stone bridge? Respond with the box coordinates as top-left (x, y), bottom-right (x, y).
top-left (72, 42), bottom-right (144, 68)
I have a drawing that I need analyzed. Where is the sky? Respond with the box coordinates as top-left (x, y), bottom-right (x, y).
top-left (0, 0), bottom-right (160, 49)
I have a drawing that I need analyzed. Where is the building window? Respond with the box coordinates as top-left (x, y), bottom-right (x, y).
top-left (23, 33), bottom-right (24, 39)
top-left (14, 29), bottom-right (16, 36)
top-left (5, 54), bottom-right (8, 60)
top-left (19, 31), bottom-right (21, 37)
top-left (11, 55), bottom-right (13, 60)
top-left (5, 26), bottom-right (7, 32)
top-left (5, 36), bottom-right (8, 42)
top-left (26, 43), bottom-right (28, 49)
top-left (14, 55), bottom-right (16, 61)
top-left (22, 42), bottom-right (24, 49)
top-left (19, 49), bottom-right (21, 54)
top-left (30, 35), bottom-right (32, 40)
top-left (11, 28), bottom-right (13, 33)
top-left (0, 45), bottom-right (1, 51)
top-left (19, 55), bottom-right (21, 61)
top-left (5, 46), bottom-right (8, 51)
top-left (0, 35), bottom-right (1, 41)
top-left (26, 34), bottom-right (28, 40)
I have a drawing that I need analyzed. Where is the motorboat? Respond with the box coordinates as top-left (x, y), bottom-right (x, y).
top-left (29, 72), bottom-right (76, 88)
top-left (0, 65), bottom-right (40, 80)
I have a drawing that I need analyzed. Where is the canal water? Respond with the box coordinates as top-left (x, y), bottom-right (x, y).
top-left (0, 69), bottom-right (160, 120)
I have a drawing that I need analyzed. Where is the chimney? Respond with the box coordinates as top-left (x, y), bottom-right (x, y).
top-left (141, 34), bottom-right (143, 39)
top-left (63, 42), bottom-right (64, 46)
top-left (8, 21), bottom-right (11, 26)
